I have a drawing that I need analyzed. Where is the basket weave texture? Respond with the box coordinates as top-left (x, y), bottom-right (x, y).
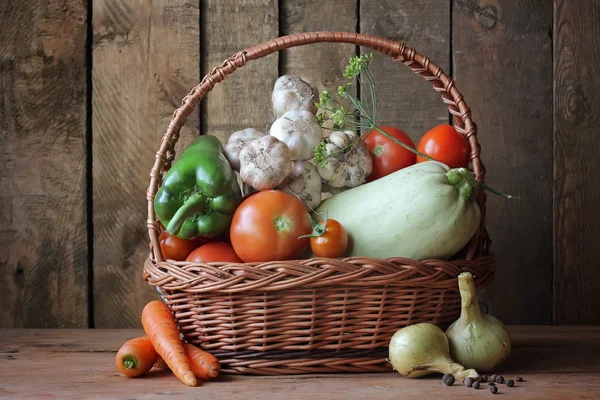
top-left (143, 31), bottom-right (495, 375)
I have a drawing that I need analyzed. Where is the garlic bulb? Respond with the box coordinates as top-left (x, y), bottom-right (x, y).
top-left (277, 161), bottom-right (322, 209)
top-left (239, 135), bottom-right (292, 191)
top-left (317, 130), bottom-right (372, 188)
top-left (224, 128), bottom-right (265, 171)
top-left (272, 75), bottom-right (319, 118)
top-left (446, 272), bottom-right (512, 371)
top-left (270, 110), bottom-right (323, 161)
top-left (389, 323), bottom-right (480, 380)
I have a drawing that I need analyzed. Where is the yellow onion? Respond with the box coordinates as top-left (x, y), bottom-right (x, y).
top-left (446, 272), bottom-right (512, 371)
top-left (388, 323), bottom-right (479, 380)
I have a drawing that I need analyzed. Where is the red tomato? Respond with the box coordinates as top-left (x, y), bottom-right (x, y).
top-left (185, 242), bottom-right (242, 263)
top-left (230, 190), bottom-right (312, 262)
top-left (417, 124), bottom-right (470, 168)
top-left (365, 126), bottom-right (417, 182)
top-left (310, 219), bottom-right (348, 258)
top-left (159, 231), bottom-right (204, 261)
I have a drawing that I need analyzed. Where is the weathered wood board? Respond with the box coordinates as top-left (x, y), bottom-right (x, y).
top-left (92, 0), bottom-right (200, 327)
top-left (0, 0), bottom-right (88, 328)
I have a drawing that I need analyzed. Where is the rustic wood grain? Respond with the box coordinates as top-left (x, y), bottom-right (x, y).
top-left (553, 0), bottom-right (600, 324)
top-left (92, 0), bottom-right (200, 328)
top-left (279, 0), bottom-right (357, 113)
top-left (359, 0), bottom-right (450, 141)
top-left (1, 327), bottom-right (599, 399)
top-left (0, 0), bottom-right (88, 328)
top-left (201, 0), bottom-right (279, 142)
top-left (453, 0), bottom-right (554, 324)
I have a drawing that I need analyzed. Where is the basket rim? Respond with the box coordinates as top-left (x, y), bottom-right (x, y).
top-left (143, 254), bottom-right (495, 294)
top-left (145, 31), bottom-right (487, 264)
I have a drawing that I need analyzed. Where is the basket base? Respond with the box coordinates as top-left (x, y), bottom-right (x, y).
top-left (213, 348), bottom-right (393, 375)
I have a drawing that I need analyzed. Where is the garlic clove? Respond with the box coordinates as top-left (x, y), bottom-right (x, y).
top-left (272, 75), bottom-right (319, 118)
top-left (239, 135), bottom-right (292, 191)
top-left (224, 128), bottom-right (266, 171)
top-left (277, 161), bottom-right (322, 209)
top-left (269, 110), bottom-right (323, 161)
top-left (329, 131), bottom-right (350, 148)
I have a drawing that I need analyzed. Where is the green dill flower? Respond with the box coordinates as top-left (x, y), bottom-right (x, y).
top-left (313, 141), bottom-right (329, 168)
top-left (315, 112), bottom-right (327, 126)
top-left (343, 53), bottom-right (374, 79)
top-left (332, 107), bottom-right (347, 129)
top-left (319, 90), bottom-right (332, 108)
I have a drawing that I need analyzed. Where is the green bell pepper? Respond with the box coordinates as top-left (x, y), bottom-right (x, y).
top-left (154, 135), bottom-right (242, 239)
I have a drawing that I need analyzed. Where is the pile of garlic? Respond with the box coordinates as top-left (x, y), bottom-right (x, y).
top-left (224, 74), bottom-right (371, 209)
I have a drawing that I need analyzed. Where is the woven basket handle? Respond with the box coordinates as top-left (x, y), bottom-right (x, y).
top-left (147, 31), bottom-right (486, 262)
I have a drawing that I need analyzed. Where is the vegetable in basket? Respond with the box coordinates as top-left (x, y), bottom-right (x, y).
top-left (159, 231), bottom-right (206, 261)
top-left (154, 135), bottom-right (242, 240)
top-left (239, 135), bottom-right (292, 191)
top-left (316, 161), bottom-right (482, 260)
top-left (277, 161), bottom-right (323, 209)
top-left (315, 130), bottom-right (373, 188)
top-left (389, 323), bottom-right (479, 380)
top-left (186, 242), bottom-right (243, 263)
top-left (300, 216), bottom-right (348, 258)
top-left (445, 272), bottom-right (512, 371)
top-left (271, 75), bottom-right (319, 118)
top-left (230, 190), bottom-right (312, 262)
top-left (224, 127), bottom-right (265, 171)
top-left (270, 110), bottom-right (323, 161)
top-left (364, 125), bottom-right (416, 182)
top-left (417, 124), bottom-right (470, 169)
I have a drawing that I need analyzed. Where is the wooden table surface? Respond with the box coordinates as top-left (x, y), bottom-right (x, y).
top-left (1, 326), bottom-right (599, 399)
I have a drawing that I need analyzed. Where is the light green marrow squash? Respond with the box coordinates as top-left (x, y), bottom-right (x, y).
top-left (316, 161), bottom-right (481, 260)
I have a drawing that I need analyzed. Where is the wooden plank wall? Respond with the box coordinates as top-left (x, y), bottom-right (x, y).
top-left (0, 0), bottom-right (598, 328)
top-left (453, 0), bottom-right (554, 324)
top-left (0, 0), bottom-right (88, 328)
top-left (553, 0), bottom-right (600, 324)
top-left (92, 0), bottom-right (200, 328)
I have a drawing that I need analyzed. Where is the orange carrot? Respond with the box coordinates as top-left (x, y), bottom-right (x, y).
top-left (116, 337), bottom-right (158, 378)
top-left (184, 343), bottom-right (221, 380)
top-left (141, 301), bottom-right (197, 387)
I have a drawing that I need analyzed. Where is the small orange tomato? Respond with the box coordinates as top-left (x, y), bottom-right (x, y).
top-left (159, 231), bottom-right (205, 261)
top-left (309, 219), bottom-right (348, 258)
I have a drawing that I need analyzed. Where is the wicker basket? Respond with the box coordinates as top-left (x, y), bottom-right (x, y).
top-left (143, 32), bottom-right (495, 375)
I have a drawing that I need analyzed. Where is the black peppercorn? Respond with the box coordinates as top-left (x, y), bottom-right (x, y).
top-left (480, 375), bottom-right (488, 382)
top-left (464, 377), bottom-right (474, 387)
top-left (490, 385), bottom-right (498, 394)
top-left (473, 381), bottom-right (480, 389)
top-left (488, 382), bottom-right (496, 386)
top-left (491, 374), bottom-right (497, 382)
top-left (506, 379), bottom-right (515, 387)
top-left (442, 373), bottom-right (455, 386)
top-left (516, 377), bottom-right (524, 382)
top-left (495, 375), bottom-right (504, 383)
